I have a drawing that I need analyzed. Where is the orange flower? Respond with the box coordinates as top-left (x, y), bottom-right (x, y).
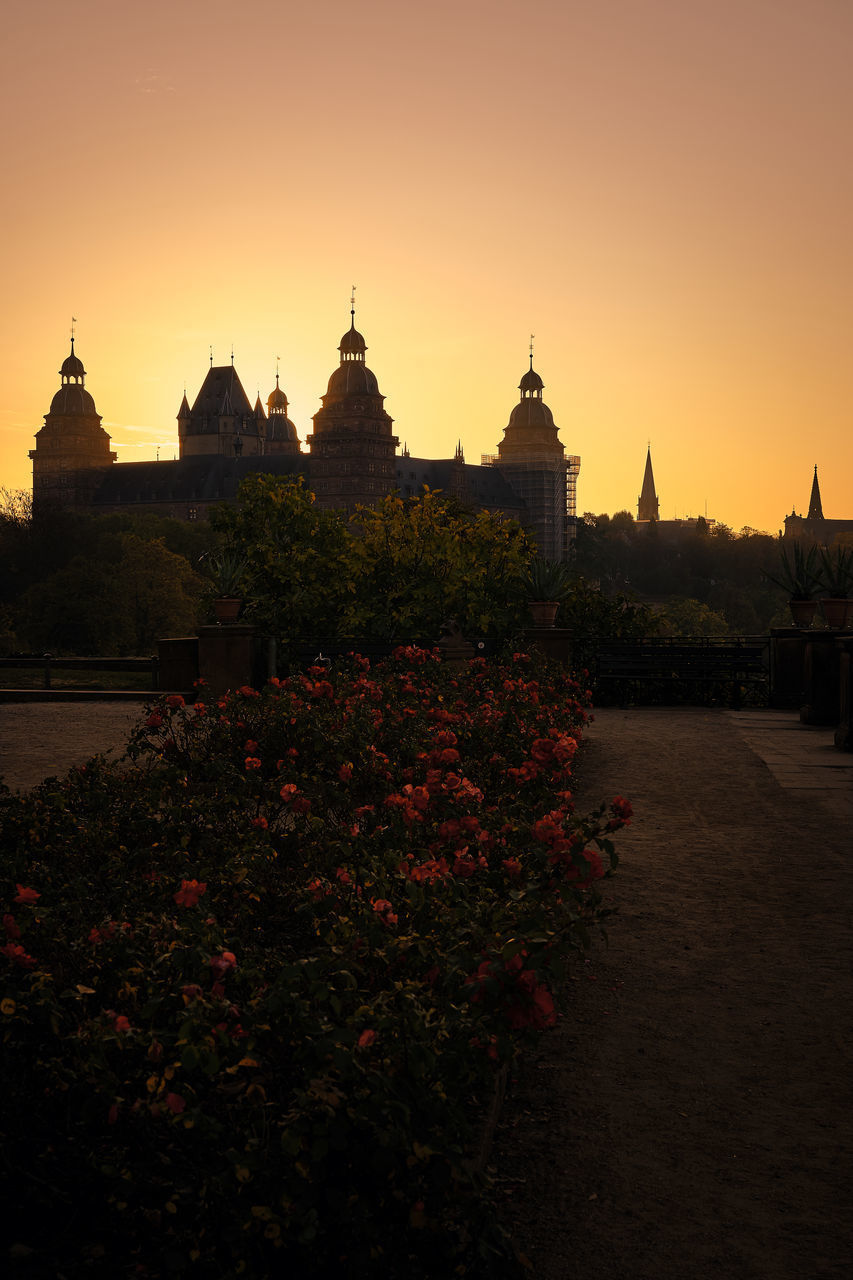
top-left (357, 1029), bottom-right (376, 1048)
top-left (14, 885), bottom-right (40, 906)
top-left (174, 879), bottom-right (207, 908)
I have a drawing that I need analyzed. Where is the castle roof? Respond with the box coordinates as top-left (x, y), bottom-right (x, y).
top-left (396, 457), bottom-right (528, 513)
top-left (91, 454), bottom-right (309, 508)
top-left (60, 339), bottom-right (86, 381)
top-left (190, 366), bottom-right (254, 418)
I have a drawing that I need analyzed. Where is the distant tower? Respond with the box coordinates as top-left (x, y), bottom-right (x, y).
top-left (306, 297), bottom-right (399, 512)
top-left (30, 335), bottom-right (116, 511)
top-left (178, 362), bottom-right (269, 458)
top-left (494, 344), bottom-right (578, 560)
top-left (637, 446), bottom-right (659, 522)
top-left (807, 465), bottom-right (824, 520)
top-left (265, 372), bottom-right (301, 456)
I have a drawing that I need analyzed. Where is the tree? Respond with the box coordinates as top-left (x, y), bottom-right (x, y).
top-left (209, 475), bottom-right (350, 641)
top-left (341, 489), bottom-right (533, 641)
top-left (19, 535), bottom-right (205, 655)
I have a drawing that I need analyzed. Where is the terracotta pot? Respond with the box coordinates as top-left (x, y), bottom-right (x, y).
top-left (788, 599), bottom-right (818, 628)
top-left (213, 596), bottom-right (242, 624)
top-left (528, 600), bottom-right (560, 629)
top-left (821, 598), bottom-right (853, 629)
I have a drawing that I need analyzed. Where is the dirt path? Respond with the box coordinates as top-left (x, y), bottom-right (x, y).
top-left (494, 708), bottom-right (853, 1280)
top-left (0, 702), bottom-right (144, 792)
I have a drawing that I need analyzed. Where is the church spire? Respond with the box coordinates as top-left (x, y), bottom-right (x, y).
top-left (638, 445), bottom-right (659, 522)
top-left (807, 465), bottom-right (824, 521)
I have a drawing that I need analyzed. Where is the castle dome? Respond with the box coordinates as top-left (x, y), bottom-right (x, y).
top-left (60, 340), bottom-right (86, 382)
top-left (325, 361), bottom-right (380, 397)
top-left (339, 321), bottom-right (367, 359)
top-left (267, 373), bottom-right (289, 414)
top-left (519, 365), bottom-right (544, 395)
top-left (498, 349), bottom-right (563, 460)
top-left (506, 397), bottom-right (556, 433)
top-left (49, 384), bottom-right (98, 416)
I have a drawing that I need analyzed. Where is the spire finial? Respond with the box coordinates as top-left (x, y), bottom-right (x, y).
top-left (209, 345), bottom-right (213, 368)
top-left (350, 284), bottom-right (356, 323)
top-left (529, 333), bottom-right (534, 368)
top-left (276, 354), bottom-right (280, 382)
top-left (231, 343), bottom-right (234, 367)
top-left (71, 316), bottom-right (77, 350)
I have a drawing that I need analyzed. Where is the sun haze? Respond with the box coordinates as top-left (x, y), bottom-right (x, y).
top-left (3, 0), bottom-right (852, 533)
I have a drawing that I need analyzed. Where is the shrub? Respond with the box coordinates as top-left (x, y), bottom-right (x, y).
top-left (0, 650), bottom-right (630, 1277)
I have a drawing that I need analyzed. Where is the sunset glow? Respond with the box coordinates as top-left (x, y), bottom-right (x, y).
top-left (3, 0), bottom-right (852, 533)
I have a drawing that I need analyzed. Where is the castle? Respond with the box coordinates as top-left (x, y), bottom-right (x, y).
top-left (30, 311), bottom-right (580, 561)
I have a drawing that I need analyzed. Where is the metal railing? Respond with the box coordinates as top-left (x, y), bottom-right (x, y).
top-left (0, 655), bottom-right (160, 690)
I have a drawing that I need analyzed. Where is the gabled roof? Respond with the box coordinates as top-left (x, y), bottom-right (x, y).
top-left (190, 366), bottom-right (254, 419)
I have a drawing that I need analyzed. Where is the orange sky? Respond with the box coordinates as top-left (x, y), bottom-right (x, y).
top-left (2, 0), bottom-right (851, 533)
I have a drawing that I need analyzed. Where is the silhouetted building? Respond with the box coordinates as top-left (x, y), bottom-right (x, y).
top-left (637, 446), bottom-right (659, 522)
top-left (784, 465), bottom-right (853, 543)
top-left (30, 338), bottom-right (116, 512)
top-left (31, 316), bottom-right (581, 556)
top-left (306, 309), bottom-right (399, 513)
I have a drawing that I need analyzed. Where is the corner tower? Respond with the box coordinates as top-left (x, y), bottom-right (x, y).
top-left (493, 345), bottom-right (578, 560)
top-left (30, 335), bottom-right (116, 511)
top-left (265, 371), bottom-right (301, 456)
top-left (307, 298), bottom-right (399, 512)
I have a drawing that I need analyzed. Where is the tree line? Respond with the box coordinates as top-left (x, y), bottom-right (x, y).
top-left (0, 484), bottom-right (798, 658)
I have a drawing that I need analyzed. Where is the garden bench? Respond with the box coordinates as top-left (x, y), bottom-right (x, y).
top-left (595, 637), bottom-right (769, 707)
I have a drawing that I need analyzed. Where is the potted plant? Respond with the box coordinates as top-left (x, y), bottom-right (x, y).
top-left (817, 545), bottom-right (853, 629)
top-left (205, 550), bottom-right (248, 624)
top-left (765, 543), bottom-right (822, 627)
top-left (518, 558), bottom-right (574, 628)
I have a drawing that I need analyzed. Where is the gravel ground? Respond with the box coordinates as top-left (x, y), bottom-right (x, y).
top-left (493, 707), bottom-right (853, 1280)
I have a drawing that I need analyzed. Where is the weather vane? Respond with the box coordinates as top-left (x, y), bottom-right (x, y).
top-left (71, 316), bottom-right (77, 345)
top-left (351, 284), bottom-right (356, 318)
top-left (529, 333), bottom-right (535, 365)
top-left (209, 345), bottom-right (213, 367)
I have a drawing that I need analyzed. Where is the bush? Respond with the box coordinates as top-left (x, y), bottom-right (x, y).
top-left (0, 650), bottom-right (630, 1277)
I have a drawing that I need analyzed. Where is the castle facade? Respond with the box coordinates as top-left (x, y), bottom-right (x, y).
top-left (30, 311), bottom-right (581, 560)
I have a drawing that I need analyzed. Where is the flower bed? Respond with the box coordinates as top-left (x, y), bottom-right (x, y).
top-left (0, 649), bottom-right (631, 1278)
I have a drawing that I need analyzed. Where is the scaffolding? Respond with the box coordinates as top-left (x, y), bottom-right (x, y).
top-left (482, 453), bottom-right (581, 561)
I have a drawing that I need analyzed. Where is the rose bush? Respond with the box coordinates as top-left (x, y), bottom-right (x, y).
top-left (0, 649), bottom-right (630, 1278)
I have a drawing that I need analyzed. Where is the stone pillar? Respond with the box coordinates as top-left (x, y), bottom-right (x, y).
top-left (522, 628), bottom-right (573, 666)
top-left (157, 637), bottom-right (199, 692)
top-left (769, 628), bottom-right (810, 709)
top-left (800, 632), bottom-right (841, 726)
top-left (197, 625), bottom-right (265, 698)
top-left (834, 636), bottom-right (853, 752)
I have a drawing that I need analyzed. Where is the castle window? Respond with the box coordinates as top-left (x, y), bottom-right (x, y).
top-left (188, 506), bottom-right (198, 521)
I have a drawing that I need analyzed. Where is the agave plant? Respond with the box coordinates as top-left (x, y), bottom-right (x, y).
top-left (518, 558), bottom-right (575, 601)
top-left (818, 544), bottom-right (853, 598)
top-left (764, 543), bottom-right (821, 601)
top-left (204, 550), bottom-right (249, 597)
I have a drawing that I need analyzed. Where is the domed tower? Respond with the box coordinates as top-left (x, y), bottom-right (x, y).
top-left (30, 335), bottom-right (116, 511)
top-left (494, 344), bottom-right (578, 560)
top-left (265, 372), bottom-right (301, 456)
top-left (307, 297), bottom-right (399, 511)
